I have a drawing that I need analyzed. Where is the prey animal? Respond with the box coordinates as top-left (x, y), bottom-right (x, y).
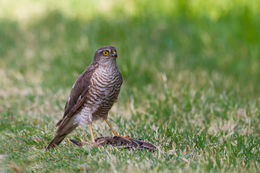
top-left (47, 46), bottom-right (124, 149)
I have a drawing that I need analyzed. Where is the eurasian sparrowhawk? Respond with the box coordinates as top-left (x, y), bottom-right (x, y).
top-left (47, 46), bottom-right (123, 149)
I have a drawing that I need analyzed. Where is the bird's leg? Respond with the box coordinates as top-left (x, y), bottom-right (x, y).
top-left (105, 120), bottom-right (119, 136)
top-left (105, 120), bottom-right (130, 140)
top-left (89, 123), bottom-right (95, 143)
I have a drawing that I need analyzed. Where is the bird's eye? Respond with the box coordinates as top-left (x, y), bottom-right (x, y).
top-left (103, 51), bottom-right (109, 56)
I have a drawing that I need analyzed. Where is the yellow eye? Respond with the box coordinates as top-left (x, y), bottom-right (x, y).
top-left (103, 50), bottom-right (109, 56)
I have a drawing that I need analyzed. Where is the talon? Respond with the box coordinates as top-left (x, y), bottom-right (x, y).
top-left (113, 136), bottom-right (119, 139)
top-left (105, 120), bottom-right (119, 136)
top-left (105, 120), bottom-right (131, 140)
top-left (124, 135), bottom-right (131, 140)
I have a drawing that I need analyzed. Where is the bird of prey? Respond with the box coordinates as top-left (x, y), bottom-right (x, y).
top-left (47, 46), bottom-right (123, 149)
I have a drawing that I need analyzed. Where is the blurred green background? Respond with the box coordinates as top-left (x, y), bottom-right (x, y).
top-left (1, 0), bottom-right (260, 93)
top-left (0, 0), bottom-right (259, 172)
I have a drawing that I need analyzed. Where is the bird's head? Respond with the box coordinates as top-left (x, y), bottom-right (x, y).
top-left (94, 46), bottom-right (118, 65)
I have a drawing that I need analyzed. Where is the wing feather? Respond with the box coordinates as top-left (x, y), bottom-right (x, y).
top-left (56, 62), bottom-right (98, 128)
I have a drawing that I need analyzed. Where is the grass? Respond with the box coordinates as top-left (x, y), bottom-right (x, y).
top-left (0, 0), bottom-right (260, 172)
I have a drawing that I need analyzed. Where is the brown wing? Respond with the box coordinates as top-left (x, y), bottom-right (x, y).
top-left (56, 62), bottom-right (98, 128)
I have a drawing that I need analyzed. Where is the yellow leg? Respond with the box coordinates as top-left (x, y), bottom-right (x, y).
top-left (89, 123), bottom-right (95, 143)
top-left (105, 120), bottom-right (119, 136)
top-left (105, 120), bottom-right (130, 140)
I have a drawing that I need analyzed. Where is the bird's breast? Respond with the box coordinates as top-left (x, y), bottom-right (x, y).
top-left (89, 67), bottom-right (122, 102)
top-left (77, 66), bottom-right (122, 123)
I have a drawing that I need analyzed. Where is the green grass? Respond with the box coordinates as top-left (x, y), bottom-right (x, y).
top-left (0, 0), bottom-right (260, 172)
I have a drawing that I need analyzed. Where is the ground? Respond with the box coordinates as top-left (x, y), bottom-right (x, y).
top-left (0, 0), bottom-right (259, 172)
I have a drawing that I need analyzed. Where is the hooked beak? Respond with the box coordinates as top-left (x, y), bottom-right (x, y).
top-left (112, 52), bottom-right (117, 58)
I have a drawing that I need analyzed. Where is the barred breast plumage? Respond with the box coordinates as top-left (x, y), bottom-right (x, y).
top-left (74, 61), bottom-right (122, 126)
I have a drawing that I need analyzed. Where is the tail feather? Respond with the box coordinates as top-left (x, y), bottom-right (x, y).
top-left (47, 122), bottom-right (78, 149)
top-left (47, 134), bottom-right (67, 149)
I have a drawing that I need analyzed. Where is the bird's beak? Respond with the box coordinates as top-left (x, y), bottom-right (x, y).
top-left (112, 52), bottom-right (117, 58)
